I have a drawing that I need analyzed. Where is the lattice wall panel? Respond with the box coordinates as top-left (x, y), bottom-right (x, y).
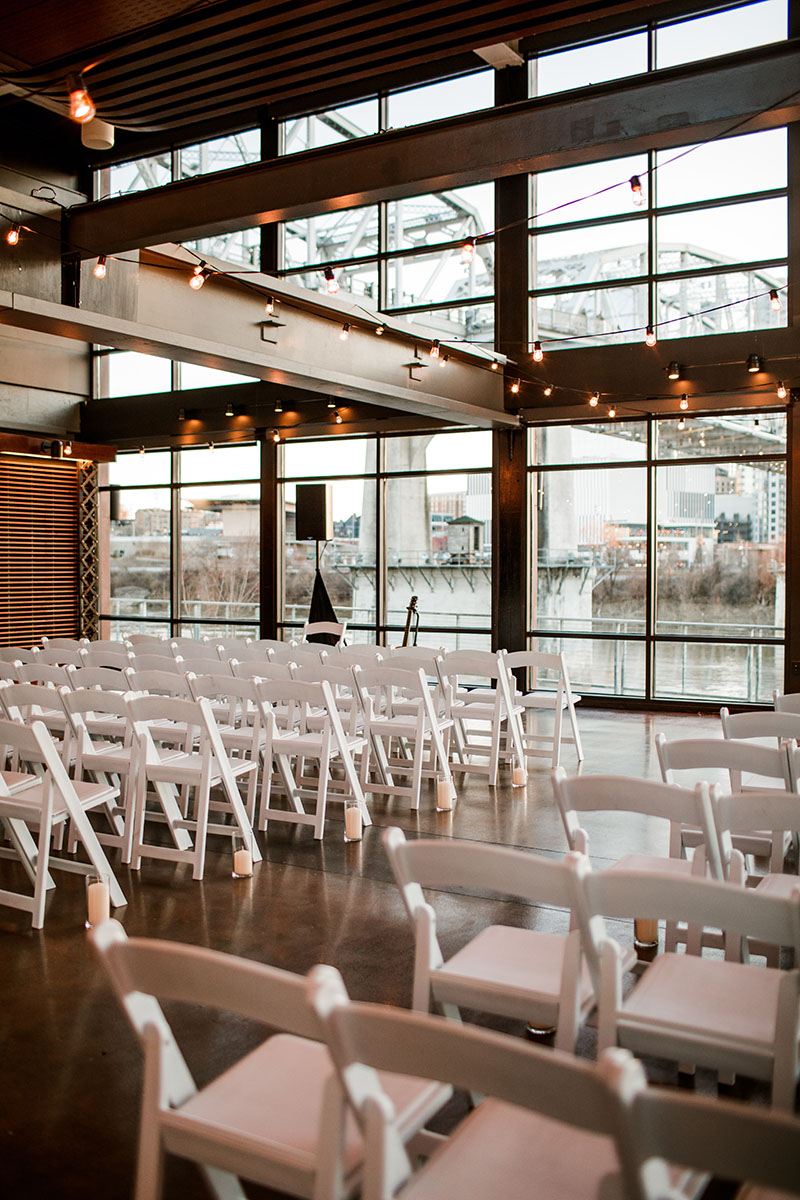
top-left (0, 455), bottom-right (79, 647)
top-left (78, 461), bottom-right (100, 641)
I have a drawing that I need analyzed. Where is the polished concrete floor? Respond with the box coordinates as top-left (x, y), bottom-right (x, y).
top-left (0, 709), bottom-right (781, 1199)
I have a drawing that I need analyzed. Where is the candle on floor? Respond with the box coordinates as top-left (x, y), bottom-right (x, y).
top-left (85, 874), bottom-right (110, 928)
top-left (232, 833), bottom-right (254, 878)
top-left (512, 765), bottom-right (528, 787)
top-left (634, 918), bottom-right (659, 947)
top-left (344, 803), bottom-right (363, 842)
top-left (436, 777), bottom-right (454, 811)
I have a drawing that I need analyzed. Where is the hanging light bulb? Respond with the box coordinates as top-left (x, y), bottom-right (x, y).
top-left (677, 416), bottom-right (686, 431)
top-left (629, 175), bottom-right (644, 206)
top-left (323, 266), bottom-right (339, 294)
top-left (490, 361), bottom-right (499, 371)
top-left (679, 395), bottom-right (689, 410)
top-left (589, 392), bottom-right (599, 407)
top-left (189, 262), bottom-right (209, 289)
top-left (93, 255), bottom-right (107, 279)
top-left (138, 445), bottom-right (145, 455)
top-left (67, 73), bottom-right (96, 123)
top-left (63, 441), bottom-right (73, 456)
top-left (439, 354), bottom-right (449, 368)
top-left (265, 295), bottom-right (275, 316)
top-left (769, 289), bottom-right (781, 312)
top-left (532, 340), bottom-right (544, 363)
top-left (375, 323), bottom-right (385, 336)
top-left (334, 410), bottom-right (343, 424)
top-left (607, 406), bottom-right (617, 419)
top-left (460, 237), bottom-right (476, 264)
top-left (777, 380), bottom-right (787, 399)
top-left (208, 441), bottom-right (215, 453)
top-left (746, 353), bottom-right (762, 374)
top-left (339, 323), bottom-right (350, 341)
top-left (430, 339), bottom-right (440, 359)
top-left (543, 384), bottom-right (553, 397)
top-left (272, 429), bottom-right (281, 443)
top-left (666, 361), bottom-right (681, 380)
top-left (645, 324), bottom-right (656, 347)
top-left (6, 224), bottom-right (20, 246)
top-left (510, 378), bottom-right (520, 394)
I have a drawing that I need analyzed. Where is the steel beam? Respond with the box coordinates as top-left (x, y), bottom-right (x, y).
top-left (67, 43), bottom-right (800, 257)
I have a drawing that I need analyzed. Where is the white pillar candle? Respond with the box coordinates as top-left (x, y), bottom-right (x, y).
top-left (436, 778), bottom-right (454, 811)
top-left (86, 878), bottom-right (110, 928)
top-left (344, 804), bottom-right (363, 841)
top-left (233, 848), bottom-right (253, 877)
top-left (512, 765), bottom-right (528, 787)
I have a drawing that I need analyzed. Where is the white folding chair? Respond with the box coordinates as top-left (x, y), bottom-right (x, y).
top-left (0, 718), bottom-right (126, 929)
top-left (309, 962), bottom-right (657, 1200)
top-left (186, 673), bottom-right (264, 822)
top-left (773, 690), bottom-right (800, 715)
top-left (552, 770), bottom-right (721, 952)
top-left (126, 694), bottom-right (261, 880)
top-left (92, 921), bottom-right (451, 1200)
top-left (354, 665), bottom-right (455, 812)
top-left (0, 681), bottom-right (71, 750)
top-left (436, 650), bottom-right (525, 786)
top-left (504, 649), bottom-right (584, 767)
top-left (721, 706), bottom-right (800, 746)
top-left (384, 827), bottom-right (593, 1049)
top-left (302, 620), bottom-right (347, 647)
top-left (570, 857), bottom-right (800, 1109)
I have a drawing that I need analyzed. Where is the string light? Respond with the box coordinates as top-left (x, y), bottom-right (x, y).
top-left (375, 323), bottom-right (385, 335)
top-left (323, 266), bottom-right (339, 294)
top-left (746, 353), bottom-right (762, 373)
top-left (677, 416), bottom-right (686, 431)
top-left (339, 323), bottom-right (350, 341)
top-left (67, 73), bottom-right (96, 123)
top-left (272, 429), bottom-right (280, 443)
top-left (265, 295), bottom-right (275, 315)
top-left (543, 384), bottom-right (553, 397)
top-left (645, 325), bottom-right (656, 347)
top-left (6, 224), bottom-right (20, 246)
top-left (607, 406), bottom-right (616, 418)
top-left (93, 255), bottom-right (107, 279)
top-left (510, 378), bottom-right (520, 394)
top-left (439, 354), bottom-right (449, 368)
top-left (666, 361), bottom-right (681, 380)
top-left (189, 262), bottom-right (209, 289)
top-left (589, 392), bottom-right (599, 407)
top-left (532, 341), bottom-right (544, 363)
top-left (460, 237), bottom-right (476, 264)
top-left (63, 441), bottom-right (73, 456)
top-left (777, 380), bottom-right (787, 399)
top-left (138, 445), bottom-right (145, 454)
top-left (769, 289), bottom-right (781, 312)
top-left (629, 175), bottom-right (644, 206)
top-left (679, 394), bottom-right (689, 410)
top-left (334, 410), bottom-right (343, 424)
top-left (490, 361), bottom-right (499, 371)
top-left (430, 340), bottom-right (440, 359)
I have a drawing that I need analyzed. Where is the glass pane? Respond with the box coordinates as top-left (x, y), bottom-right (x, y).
top-left (654, 460), bottom-right (785, 638)
top-left (102, 155), bottom-right (171, 197)
top-left (179, 483), bottom-right (260, 624)
top-left (532, 423), bottom-right (647, 466)
top-left (385, 629), bottom-right (492, 653)
top-left (387, 248), bottom-right (493, 307)
top-left (388, 71), bottom-right (494, 127)
top-left (532, 33), bottom-right (648, 97)
top-left (386, 470), bottom-right (491, 630)
top-left (532, 219), bottom-right (648, 289)
top-left (656, 268), bottom-right (787, 338)
top-left (533, 154), bottom-right (649, 226)
top-left (178, 620), bottom-right (260, 640)
top-left (108, 450), bottom-right (171, 487)
top-left (178, 129), bottom-right (260, 178)
top-left (386, 430), bottom-right (491, 473)
top-left (106, 618), bottom-right (171, 641)
top-left (282, 480), bottom-right (376, 628)
top-left (281, 100), bottom-right (379, 154)
top-left (109, 488), bottom-right (171, 624)
top-left (183, 228), bottom-right (261, 269)
top-left (656, 198), bottom-right (786, 271)
top-left (656, 129), bottom-right (786, 208)
top-left (281, 206), bottom-right (379, 270)
top-left (528, 633), bottom-right (646, 697)
top-left (179, 443), bottom-right (260, 482)
top-left (655, 414), bottom-right (786, 459)
top-left (282, 438), bottom-right (370, 479)
top-left (655, 0), bottom-right (787, 69)
top-left (99, 352), bottom-right (172, 398)
top-left (179, 363), bottom-right (253, 388)
top-left (387, 184), bottom-right (494, 251)
top-left (653, 641), bottom-right (782, 704)
top-left (533, 467), bottom-right (648, 634)
top-left (398, 303), bottom-right (494, 344)
top-left (531, 285), bottom-right (648, 348)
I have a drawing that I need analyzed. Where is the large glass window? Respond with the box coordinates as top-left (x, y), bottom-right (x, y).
top-left (529, 412), bottom-right (786, 703)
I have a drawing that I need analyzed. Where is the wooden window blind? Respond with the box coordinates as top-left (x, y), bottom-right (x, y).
top-left (0, 455), bottom-right (79, 647)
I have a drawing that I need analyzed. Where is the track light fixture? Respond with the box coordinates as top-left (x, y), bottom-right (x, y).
top-left (460, 237), bottom-right (476, 264)
top-left (746, 353), bottom-right (762, 373)
top-left (93, 256), bottom-right (107, 279)
top-left (323, 267), bottom-right (339, 294)
top-left (629, 175), bottom-right (644, 206)
top-left (274, 400), bottom-right (283, 414)
top-left (589, 392), bottom-right (599, 407)
top-left (327, 398), bottom-right (336, 408)
top-left (645, 325), bottom-right (656, 347)
top-left (6, 224), bottom-right (20, 246)
top-left (666, 361), bottom-right (681, 380)
top-left (178, 409), bottom-right (186, 421)
top-left (224, 401), bottom-right (235, 418)
top-left (67, 73), bottom-right (96, 123)
top-left (777, 380), bottom-right (787, 400)
top-left (189, 262), bottom-right (210, 289)
top-left (769, 289), bottom-right (781, 312)
top-left (532, 341), bottom-right (543, 363)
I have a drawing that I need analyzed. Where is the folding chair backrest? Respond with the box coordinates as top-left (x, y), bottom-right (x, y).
top-left (170, 637), bottom-right (210, 654)
top-left (246, 638), bottom-right (287, 654)
top-left (655, 734), bottom-right (792, 790)
top-left (504, 648), bottom-right (572, 694)
top-left (440, 649), bottom-right (504, 683)
top-left (125, 668), bottom-right (192, 697)
top-left (125, 635), bottom-right (170, 648)
top-left (186, 672), bottom-right (261, 730)
top-left (286, 646), bottom-right (330, 667)
top-left (230, 658), bottom-right (293, 683)
top-left (41, 636), bottom-right (87, 649)
top-left (0, 682), bottom-right (66, 725)
top-left (86, 639), bottom-right (130, 652)
top-left (713, 788), bottom-right (800, 875)
top-left (255, 677), bottom-right (331, 730)
top-left (81, 647), bottom-right (134, 670)
top-left (212, 638), bottom-right (251, 658)
top-left (179, 653), bottom-right (233, 676)
top-left (335, 644), bottom-right (386, 664)
top-left (721, 707), bottom-right (800, 742)
top-left (36, 646), bottom-right (86, 667)
top-left (128, 653), bottom-right (185, 674)
top-left (68, 666), bottom-right (130, 692)
top-left (0, 717), bottom-right (55, 780)
top-left (0, 646), bottom-right (38, 663)
top-left (15, 662), bottom-right (71, 688)
top-left (0, 662), bottom-right (20, 682)
top-left (63, 687), bottom-right (131, 721)
top-left (303, 620), bottom-right (347, 646)
top-left (773, 690), bottom-right (800, 715)
top-left (267, 642), bottom-right (307, 664)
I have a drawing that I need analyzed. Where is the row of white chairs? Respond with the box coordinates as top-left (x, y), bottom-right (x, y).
top-left (91, 890), bottom-right (800, 1200)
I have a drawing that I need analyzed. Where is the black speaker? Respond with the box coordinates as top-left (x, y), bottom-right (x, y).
top-left (295, 483), bottom-right (333, 542)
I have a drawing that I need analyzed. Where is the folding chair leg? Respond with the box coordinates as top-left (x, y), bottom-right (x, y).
top-left (568, 698), bottom-right (584, 761)
top-left (199, 1166), bottom-right (248, 1200)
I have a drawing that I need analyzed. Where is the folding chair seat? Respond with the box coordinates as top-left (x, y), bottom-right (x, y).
top-left (309, 964), bottom-right (673, 1200)
top-left (384, 827), bottom-right (594, 1049)
top-left (0, 718), bottom-right (125, 929)
top-left (552, 770), bottom-right (722, 952)
top-left (570, 857), bottom-right (800, 1109)
top-left (436, 650), bottom-right (525, 787)
top-left (354, 665), bottom-right (455, 812)
top-left (256, 678), bottom-right (369, 840)
top-left (503, 649), bottom-right (584, 767)
top-left (302, 620), bottom-right (347, 647)
top-left (126, 694), bottom-right (261, 880)
top-left (92, 921), bottom-right (452, 1200)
